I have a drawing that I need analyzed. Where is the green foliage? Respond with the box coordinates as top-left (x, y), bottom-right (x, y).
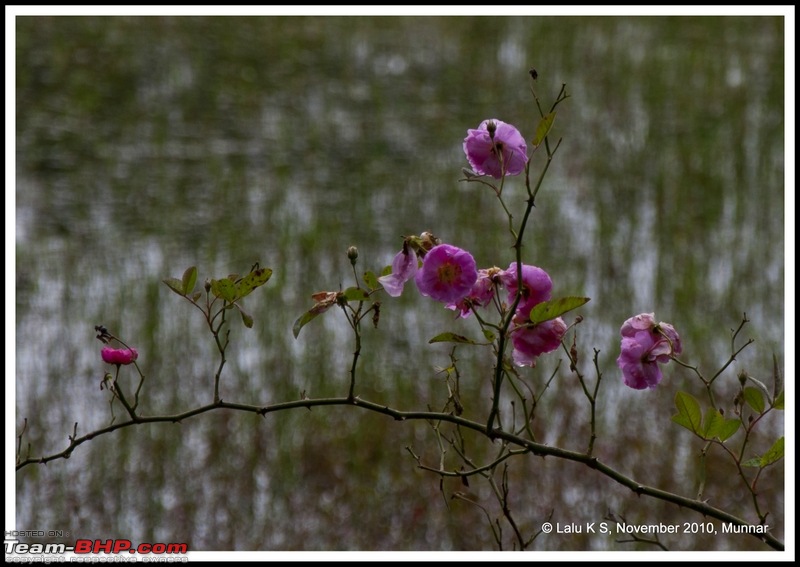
top-left (671, 391), bottom-right (702, 435)
top-left (528, 296), bottom-right (590, 325)
top-left (743, 386), bottom-right (765, 414)
top-left (238, 306), bottom-right (254, 328)
top-left (163, 277), bottom-right (185, 297)
top-left (237, 268), bottom-right (272, 299)
top-left (428, 332), bottom-right (483, 345)
top-left (343, 287), bottom-right (370, 302)
top-left (745, 374), bottom-right (771, 401)
top-left (293, 309), bottom-right (322, 339)
top-left (701, 407), bottom-right (740, 442)
top-left (773, 353), bottom-right (783, 401)
top-left (210, 278), bottom-right (237, 302)
top-left (671, 391), bottom-right (739, 441)
top-left (743, 436), bottom-right (784, 469)
top-left (363, 271), bottom-right (379, 290)
top-left (182, 266), bottom-right (198, 296)
top-left (210, 267), bottom-right (272, 303)
top-left (293, 286), bottom-right (377, 339)
top-left (760, 437), bottom-right (784, 467)
top-left (532, 111), bottom-right (557, 147)
top-left (164, 265), bottom-right (272, 329)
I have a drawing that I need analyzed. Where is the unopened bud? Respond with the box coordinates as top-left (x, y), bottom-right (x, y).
top-left (347, 246), bottom-right (359, 265)
top-left (419, 231), bottom-right (440, 251)
top-left (204, 279), bottom-right (212, 293)
top-left (487, 120), bottom-right (497, 140)
top-left (738, 370), bottom-right (748, 386)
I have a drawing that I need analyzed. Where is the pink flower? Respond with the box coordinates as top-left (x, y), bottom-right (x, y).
top-left (500, 262), bottom-right (552, 318)
top-left (415, 244), bottom-right (478, 304)
top-left (378, 246), bottom-right (419, 297)
top-left (463, 119), bottom-right (528, 179)
top-left (101, 346), bottom-right (139, 366)
top-left (511, 316), bottom-right (567, 367)
top-left (616, 313), bottom-right (682, 389)
top-left (446, 267), bottom-right (501, 318)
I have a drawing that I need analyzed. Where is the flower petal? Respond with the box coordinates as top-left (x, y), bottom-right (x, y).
top-left (415, 244), bottom-right (478, 304)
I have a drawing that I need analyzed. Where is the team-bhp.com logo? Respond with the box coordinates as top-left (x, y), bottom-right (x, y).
top-left (5, 536), bottom-right (188, 559)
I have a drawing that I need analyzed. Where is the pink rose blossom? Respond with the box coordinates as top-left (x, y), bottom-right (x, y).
top-left (511, 316), bottom-right (567, 367)
top-left (415, 244), bottom-right (478, 304)
top-left (500, 262), bottom-right (552, 318)
top-left (101, 346), bottom-right (139, 366)
top-left (378, 246), bottom-right (419, 297)
top-left (616, 313), bottom-right (682, 389)
top-left (446, 267), bottom-right (501, 318)
top-left (463, 119), bottom-right (528, 179)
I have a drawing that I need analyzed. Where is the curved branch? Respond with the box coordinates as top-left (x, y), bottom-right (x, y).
top-left (16, 394), bottom-right (784, 551)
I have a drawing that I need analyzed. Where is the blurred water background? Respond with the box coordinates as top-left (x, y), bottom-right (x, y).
top-left (14, 16), bottom-right (785, 551)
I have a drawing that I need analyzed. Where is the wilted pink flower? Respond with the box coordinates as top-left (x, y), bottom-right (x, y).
top-left (446, 267), bottom-right (501, 318)
top-left (501, 262), bottom-right (552, 318)
top-left (101, 346), bottom-right (139, 366)
top-left (463, 119), bottom-right (528, 179)
top-left (511, 316), bottom-right (567, 367)
top-left (378, 246), bottom-right (419, 297)
top-left (616, 313), bottom-right (682, 389)
top-left (415, 244), bottom-right (478, 304)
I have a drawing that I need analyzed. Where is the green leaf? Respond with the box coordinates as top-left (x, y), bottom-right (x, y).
top-left (210, 278), bottom-right (237, 302)
top-left (716, 418), bottom-right (741, 442)
top-left (237, 267), bottom-right (272, 299)
top-left (239, 307), bottom-right (254, 328)
top-left (428, 332), bottom-right (480, 345)
top-left (342, 287), bottom-right (370, 302)
top-left (760, 436), bottom-right (784, 467)
top-left (531, 111), bottom-right (557, 147)
top-left (773, 390), bottom-right (784, 410)
top-left (743, 386), bottom-right (765, 414)
top-left (773, 353), bottom-right (783, 401)
top-left (181, 266), bottom-right (198, 296)
top-left (380, 264), bottom-right (393, 277)
top-left (702, 407), bottom-right (725, 439)
top-left (482, 329), bottom-right (496, 342)
top-left (163, 277), bottom-right (185, 297)
top-left (190, 291), bottom-right (202, 303)
top-left (293, 310), bottom-right (321, 339)
top-left (363, 271), bottom-right (379, 291)
top-left (742, 458), bottom-right (762, 468)
top-left (671, 391), bottom-right (702, 434)
top-left (746, 375), bottom-right (771, 400)
top-left (702, 408), bottom-right (740, 442)
top-left (528, 296), bottom-right (590, 325)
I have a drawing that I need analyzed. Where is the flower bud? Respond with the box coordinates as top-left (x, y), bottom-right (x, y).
top-left (347, 246), bottom-right (359, 265)
top-left (738, 370), bottom-right (748, 386)
top-left (101, 346), bottom-right (139, 366)
top-left (486, 120), bottom-right (497, 140)
top-left (418, 231), bottom-right (440, 252)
